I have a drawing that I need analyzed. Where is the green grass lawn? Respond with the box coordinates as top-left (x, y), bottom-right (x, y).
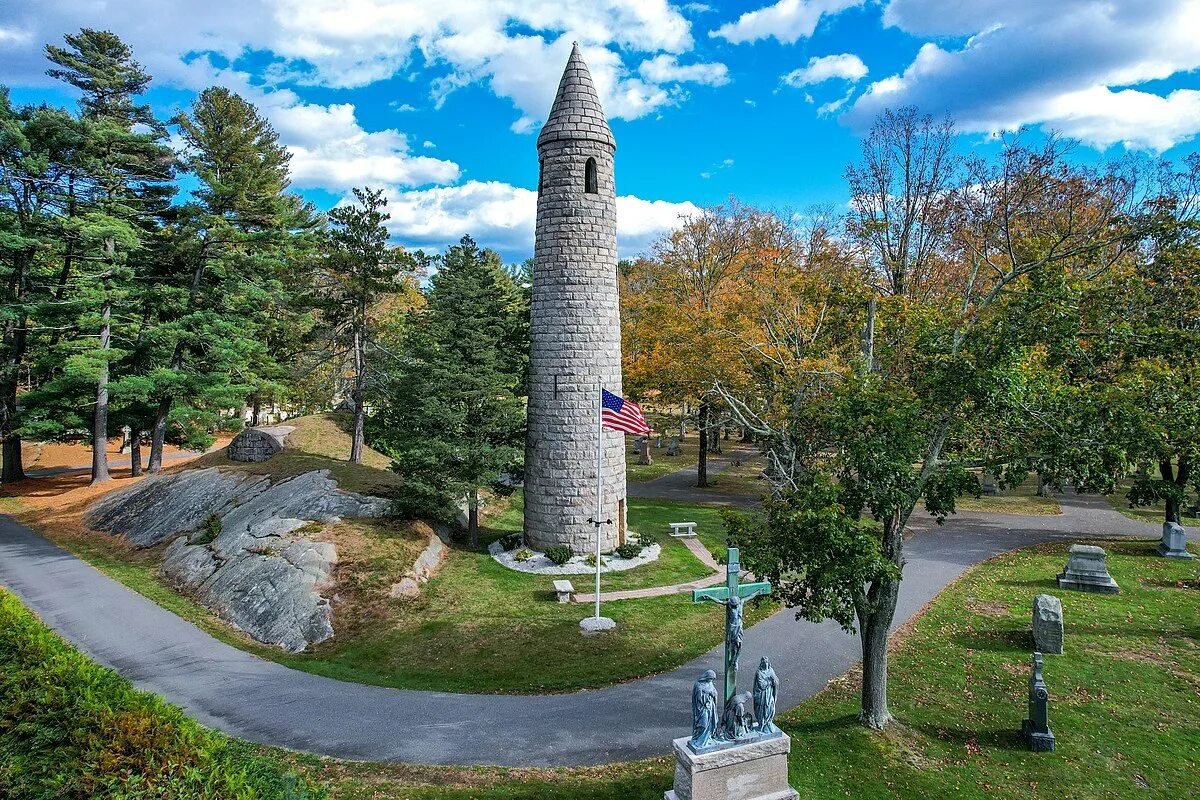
top-left (1103, 488), bottom-right (1198, 528)
top-left (1088, 470), bottom-right (1199, 529)
top-left (6, 538), bottom-right (1198, 798)
top-left (0, 587), bottom-right (322, 800)
top-left (624, 435), bottom-right (700, 482)
top-left (276, 493), bottom-right (768, 693)
top-left (13, 484), bottom-right (760, 695)
top-left (956, 476), bottom-right (1062, 515)
top-left (189, 413), bottom-right (405, 497)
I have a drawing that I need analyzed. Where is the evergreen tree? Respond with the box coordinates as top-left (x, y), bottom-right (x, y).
top-left (372, 235), bottom-right (527, 545)
top-left (0, 92), bottom-right (81, 481)
top-left (146, 87), bottom-right (315, 472)
top-left (310, 186), bottom-right (420, 462)
top-left (38, 29), bottom-right (174, 483)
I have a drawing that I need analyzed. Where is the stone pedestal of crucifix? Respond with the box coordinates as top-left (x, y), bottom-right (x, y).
top-left (665, 547), bottom-right (798, 800)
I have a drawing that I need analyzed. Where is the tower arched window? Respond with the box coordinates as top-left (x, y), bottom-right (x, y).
top-left (584, 157), bottom-right (598, 194)
top-left (538, 159), bottom-right (544, 196)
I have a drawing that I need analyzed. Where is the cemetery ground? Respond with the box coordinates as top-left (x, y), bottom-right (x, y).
top-left (3, 535), bottom-right (1196, 799)
top-left (622, 435), bottom-right (1063, 516)
top-left (0, 417), bottom-right (768, 693)
top-left (2, 419), bottom-right (1196, 798)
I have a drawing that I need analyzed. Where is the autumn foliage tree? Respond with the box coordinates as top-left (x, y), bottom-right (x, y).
top-left (722, 111), bottom-right (1142, 730)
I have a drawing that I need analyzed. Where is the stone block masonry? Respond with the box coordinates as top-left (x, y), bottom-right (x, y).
top-left (524, 44), bottom-right (626, 554)
top-left (227, 425), bottom-right (293, 462)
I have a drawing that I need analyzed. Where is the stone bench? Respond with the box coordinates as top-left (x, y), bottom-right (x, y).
top-left (553, 579), bottom-right (575, 603)
top-left (669, 522), bottom-right (698, 538)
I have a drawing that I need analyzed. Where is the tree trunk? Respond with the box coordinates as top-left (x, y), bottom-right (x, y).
top-left (251, 397), bottom-right (262, 427)
top-left (91, 291), bottom-right (112, 485)
top-left (148, 397), bottom-right (171, 473)
top-left (2, 251), bottom-right (29, 483)
top-left (349, 322), bottom-right (366, 464)
top-left (697, 401), bottom-right (709, 488)
top-left (468, 488), bottom-right (480, 548)
top-left (130, 432), bottom-right (143, 477)
top-left (857, 510), bottom-right (903, 729)
top-left (857, 592), bottom-right (894, 729)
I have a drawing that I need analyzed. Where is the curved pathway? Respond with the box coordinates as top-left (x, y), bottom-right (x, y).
top-left (0, 493), bottom-right (1193, 768)
top-left (627, 445), bottom-right (759, 507)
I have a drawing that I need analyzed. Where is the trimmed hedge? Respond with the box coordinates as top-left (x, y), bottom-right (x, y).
top-left (0, 588), bottom-right (323, 799)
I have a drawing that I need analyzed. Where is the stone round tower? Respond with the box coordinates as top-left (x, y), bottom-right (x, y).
top-left (524, 44), bottom-right (626, 554)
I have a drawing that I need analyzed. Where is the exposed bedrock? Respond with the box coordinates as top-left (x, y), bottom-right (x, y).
top-left (85, 468), bottom-right (389, 652)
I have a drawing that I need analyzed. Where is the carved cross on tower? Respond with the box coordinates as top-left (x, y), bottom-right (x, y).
top-left (692, 547), bottom-right (771, 712)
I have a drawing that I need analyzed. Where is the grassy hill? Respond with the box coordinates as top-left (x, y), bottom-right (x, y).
top-left (188, 413), bottom-right (403, 497)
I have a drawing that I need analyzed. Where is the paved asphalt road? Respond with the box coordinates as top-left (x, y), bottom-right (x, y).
top-left (0, 492), bottom-right (1189, 767)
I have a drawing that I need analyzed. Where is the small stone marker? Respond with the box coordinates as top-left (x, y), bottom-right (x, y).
top-left (1032, 594), bottom-right (1064, 655)
top-left (1021, 652), bottom-right (1056, 752)
top-left (669, 521), bottom-right (698, 538)
top-left (666, 436), bottom-right (681, 456)
top-left (553, 579), bottom-right (575, 603)
top-left (1057, 544), bottom-right (1120, 594)
top-left (980, 469), bottom-right (999, 496)
top-left (1157, 522), bottom-right (1195, 560)
top-left (638, 437), bottom-right (653, 466)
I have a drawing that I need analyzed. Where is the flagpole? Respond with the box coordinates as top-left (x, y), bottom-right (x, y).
top-left (594, 379), bottom-right (603, 621)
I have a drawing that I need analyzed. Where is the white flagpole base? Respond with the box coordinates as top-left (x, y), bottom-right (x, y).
top-left (580, 616), bottom-right (616, 635)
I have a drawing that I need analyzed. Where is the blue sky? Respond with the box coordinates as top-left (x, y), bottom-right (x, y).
top-left (4, 1), bottom-right (1200, 261)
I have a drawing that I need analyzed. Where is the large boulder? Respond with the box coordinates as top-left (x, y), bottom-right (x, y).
top-left (87, 468), bottom-right (390, 652)
top-left (227, 425), bottom-right (293, 462)
top-left (85, 468), bottom-right (267, 547)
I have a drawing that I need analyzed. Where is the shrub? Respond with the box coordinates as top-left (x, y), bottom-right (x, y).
top-left (584, 552), bottom-right (607, 568)
top-left (544, 545), bottom-right (572, 565)
top-left (513, 548), bottom-right (533, 563)
top-left (191, 513), bottom-right (223, 546)
top-left (615, 541), bottom-right (644, 560)
top-left (499, 533), bottom-right (522, 551)
top-left (0, 588), bottom-right (323, 800)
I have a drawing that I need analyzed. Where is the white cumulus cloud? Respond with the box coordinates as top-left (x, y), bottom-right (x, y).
top-left (781, 53), bottom-right (867, 87)
top-left (848, 0), bottom-right (1200, 151)
top-left (375, 180), bottom-right (697, 259)
top-left (0, 0), bottom-right (712, 129)
top-left (711, 0), bottom-right (864, 45)
top-left (638, 54), bottom-right (729, 86)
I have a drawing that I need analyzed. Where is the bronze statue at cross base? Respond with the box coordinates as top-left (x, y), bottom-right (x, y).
top-left (687, 547), bottom-right (781, 752)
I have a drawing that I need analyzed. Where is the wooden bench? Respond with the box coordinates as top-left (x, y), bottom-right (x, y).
top-left (669, 521), bottom-right (698, 538)
top-left (553, 579), bottom-right (575, 603)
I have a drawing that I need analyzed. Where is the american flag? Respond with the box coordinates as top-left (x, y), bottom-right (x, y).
top-left (601, 388), bottom-right (651, 434)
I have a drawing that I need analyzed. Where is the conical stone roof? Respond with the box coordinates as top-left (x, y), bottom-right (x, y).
top-left (537, 43), bottom-right (616, 151)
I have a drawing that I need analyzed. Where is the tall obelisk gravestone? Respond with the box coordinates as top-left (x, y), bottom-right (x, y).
top-left (524, 44), bottom-right (627, 554)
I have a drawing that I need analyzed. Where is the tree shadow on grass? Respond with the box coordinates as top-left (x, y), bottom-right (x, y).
top-left (999, 577), bottom-right (1059, 590)
top-left (910, 721), bottom-right (1028, 753)
top-left (951, 627), bottom-right (1031, 654)
top-left (784, 712), bottom-right (861, 735)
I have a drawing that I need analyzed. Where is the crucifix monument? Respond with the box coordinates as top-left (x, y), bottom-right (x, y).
top-left (692, 546), bottom-right (771, 724)
top-left (666, 546), bottom-right (799, 800)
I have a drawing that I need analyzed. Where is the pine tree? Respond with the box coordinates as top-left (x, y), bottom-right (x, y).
top-left (311, 187), bottom-right (420, 462)
top-left (0, 92), bottom-right (81, 481)
top-left (146, 87), bottom-right (315, 472)
top-left (372, 235), bottom-right (528, 545)
top-left (41, 29), bottom-right (174, 483)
